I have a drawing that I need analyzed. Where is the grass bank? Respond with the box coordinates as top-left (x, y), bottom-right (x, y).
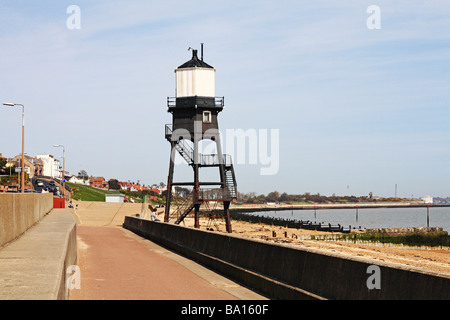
top-left (67, 182), bottom-right (120, 202)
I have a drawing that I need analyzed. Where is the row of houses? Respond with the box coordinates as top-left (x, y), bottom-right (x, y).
top-left (2, 152), bottom-right (164, 194)
top-left (0, 153), bottom-right (65, 180)
top-left (69, 175), bottom-right (164, 194)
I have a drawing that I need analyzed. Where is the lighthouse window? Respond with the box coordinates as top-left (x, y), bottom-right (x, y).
top-left (203, 111), bottom-right (211, 123)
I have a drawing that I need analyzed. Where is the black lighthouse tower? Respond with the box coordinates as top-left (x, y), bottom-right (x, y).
top-left (164, 46), bottom-right (237, 233)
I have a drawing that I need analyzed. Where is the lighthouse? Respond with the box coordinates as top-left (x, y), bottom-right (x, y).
top-left (164, 45), bottom-right (237, 233)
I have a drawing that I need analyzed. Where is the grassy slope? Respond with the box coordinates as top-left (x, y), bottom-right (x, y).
top-left (67, 182), bottom-right (120, 202)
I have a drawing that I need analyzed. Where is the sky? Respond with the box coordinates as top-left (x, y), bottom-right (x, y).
top-left (0, 1), bottom-right (449, 198)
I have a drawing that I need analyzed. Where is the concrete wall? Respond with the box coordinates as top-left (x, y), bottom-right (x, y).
top-left (55, 212), bottom-right (78, 300)
top-left (123, 216), bottom-right (450, 300)
top-left (0, 210), bottom-right (77, 300)
top-left (0, 193), bottom-right (53, 247)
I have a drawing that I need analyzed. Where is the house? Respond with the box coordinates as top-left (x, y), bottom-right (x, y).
top-left (151, 188), bottom-right (162, 194)
top-left (118, 181), bottom-right (130, 191)
top-left (117, 181), bottom-right (153, 192)
top-left (32, 158), bottom-right (44, 176)
top-left (89, 176), bottom-right (108, 189)
top-left (68, 175), bottom-right (90, 185)
top-left (10, 154), bottom-right (44, 179)
top-left (36, 154), bottom-right (61, 178)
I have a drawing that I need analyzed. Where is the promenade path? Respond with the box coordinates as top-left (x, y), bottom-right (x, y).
top-left (68, 201), bottom-right (267, 300)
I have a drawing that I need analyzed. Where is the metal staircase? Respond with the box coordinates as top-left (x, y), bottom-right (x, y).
top-left (225, 164), bottom-right (237, 199)
top-left (169, 192), bottom-right (195, 224)
top-left (174, 139), bottom-right (194, 165)
top-left (165, 124), bottom-right (238, 200)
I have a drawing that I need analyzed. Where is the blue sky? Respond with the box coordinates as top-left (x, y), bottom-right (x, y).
top-left (1, 1), bottom-right (449, 198)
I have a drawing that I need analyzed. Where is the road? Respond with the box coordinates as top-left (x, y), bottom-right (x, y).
top-left (31, 176), bottom-right (62, 196)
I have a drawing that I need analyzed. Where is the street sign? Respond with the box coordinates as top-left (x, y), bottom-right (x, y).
top-left (62, 179), bottom-right (66, 183)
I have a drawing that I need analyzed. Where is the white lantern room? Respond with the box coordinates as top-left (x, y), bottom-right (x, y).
top-left (175, 49), bottom-right (215, 98)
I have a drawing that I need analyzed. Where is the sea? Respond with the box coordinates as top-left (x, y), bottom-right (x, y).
top-left (244, 206), bottom-right (450, 233)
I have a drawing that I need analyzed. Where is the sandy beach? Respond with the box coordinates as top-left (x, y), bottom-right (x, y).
top-left (181, 215), bottom-right (450, 276)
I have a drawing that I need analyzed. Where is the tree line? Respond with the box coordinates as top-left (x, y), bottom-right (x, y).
top-left (238, 191), bottom-right (412, 204)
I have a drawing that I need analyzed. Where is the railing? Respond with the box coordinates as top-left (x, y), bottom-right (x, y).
top-left (177, 142), bottom-right (194, 164)
top-left (225, 166), bottom-right (237, 199)
top-left (165, 126), bottom-right (233, 167)
top-left (167, 97), bottom-right (176, 108)
top-left (198, 188), bottom-right (231, 201)
top-left (215, 97), bottom-right (225, 108)
top-left (171, 193), bottom-right (194, 223)
top-left (200, 154), bottom-right (232, 166)
top-left (165, 123), bottom-right (172, 133)
top-left (167, 97), bottom-right (224, 108)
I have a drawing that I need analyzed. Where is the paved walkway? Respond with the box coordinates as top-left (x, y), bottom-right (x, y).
top-left (69, 224), bottom-right (267, 300)
top-left (0, 209), bottom-right (76, 300)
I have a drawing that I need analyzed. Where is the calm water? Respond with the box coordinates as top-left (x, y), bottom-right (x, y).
top-left (246, 207), bottom-right (450, 233)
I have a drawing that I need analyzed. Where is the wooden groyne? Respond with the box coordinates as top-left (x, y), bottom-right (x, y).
top-left (230, 211), bottom-right (352, 233)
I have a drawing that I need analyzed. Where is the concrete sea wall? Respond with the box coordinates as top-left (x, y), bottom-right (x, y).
top-left (0, 193), bottom-right (77, 300)
top-left (0, 193), bottom-right (53, 247)
top-left (0, 210), bottom-right (77, 300)
top-left (123, 216), bottom-right (450, 300)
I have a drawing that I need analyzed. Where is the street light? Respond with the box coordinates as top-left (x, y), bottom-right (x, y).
top-left (3, 102), bottom-right (25, 193)
top-left (53, 144), bottom-right (66, 199)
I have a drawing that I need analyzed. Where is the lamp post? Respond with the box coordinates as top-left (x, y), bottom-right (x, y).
top-left (53, 145), bottom-right (66, 199)
top-left (3, 102), bottom-right (25, 193)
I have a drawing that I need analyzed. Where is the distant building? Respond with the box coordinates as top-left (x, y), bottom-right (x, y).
top-left (68, 175), bottom-right (89, 185)
top-left (9, 154), bottom-right (46, 179)
top-left (421, 195), bottom-right (433, 204)
top-left (105, 194), bottom-right (125, 203)
top-left (89, 176), bottom-right (108, 189)
top-left (432, 197), bottom-right (450, 204)
top-left (118, 181), bottom-right (148, 192)
top-left (36, 154), bottom-right (61, 178)
top-left (32, 157), bottom-right (44, 176)
top-left (150, 188), bottom-right (161, 194)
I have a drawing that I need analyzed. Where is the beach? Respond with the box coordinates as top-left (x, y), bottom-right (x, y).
top-left (182, 215), bottom-right (450, 276)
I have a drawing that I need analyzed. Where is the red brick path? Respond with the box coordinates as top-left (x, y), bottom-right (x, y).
top-left (69, 226), bottom-right (239, 300)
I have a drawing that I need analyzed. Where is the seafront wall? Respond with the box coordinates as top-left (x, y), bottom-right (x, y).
top-left (0, 209), bottom-right (77, 300)
top-left (123, 216), bottom-right (450, 300)
top-left (0, 193), bottom-right (53, 247)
